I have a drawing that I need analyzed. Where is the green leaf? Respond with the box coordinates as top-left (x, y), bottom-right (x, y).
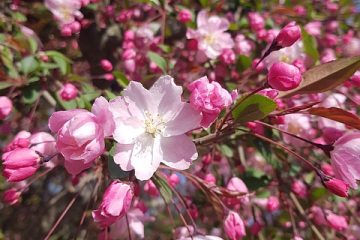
top-left (105, 90), bottom-right (117, 100)
top-left (236, 55), bottom-right (251, 71)
top-left (232, 94), bottom-right (277, 123)
top-left (113, 71), bottom-right (130, 88)
top-left (311, 187), bottom-right (328, 201)
top-left (152, 174), bottom-right (173, 204)
top-left (241, 168), bottom-right (270, 191)
top-left (147, 51), bottom-right (167, 73)
top-left (45, 51), bottom-right (72, 75)
top-left (22, 84), bottom-right (40, 104)
top-left (28, 38), bottom-right (38, 54)
top-left (279, 56), bottom-right (360, 97)
top-left (219, 144), bottom-right (234, 158)
top-left (0, 82), bottom-right (12, 90)
top-left (301, 28), bottom-right (319, 62)
top-left (20, 56), bottom-right (39, 75)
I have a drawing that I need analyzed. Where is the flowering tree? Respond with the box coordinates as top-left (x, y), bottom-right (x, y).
top-left (0, 0), bottom-right (360, 239)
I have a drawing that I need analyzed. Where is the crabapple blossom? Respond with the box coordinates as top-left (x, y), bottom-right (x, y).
top-left (2, 148), bottom-right (40, 182)
top-left (187, 10), bottom-right (234, 59)
top-left (49, 97), bottom-right (115, 175)
top-left (109, 76), bottom-right (201, 180)
top-left (224, 211), bottom-right (246, 240)
top-left (323, 178), bottom-right (349, 197)
top-left (330, 131), bottom-right (360, 189)
top-left (291, 180), bottom-right (308, 198)
top-left (0, 96), bottom-right (13, 120)
top-left (177, 9), bottom-right (192, 23)
top-left (92, 180), bottom-right (133, 228)
top-left (100, 59), bottom-right (113, 72)
top-left (3, 188), bottom-right (21, 205)
top-left (275, 22), bottom-right (301, 48)
top-left (266, 196), bottom-right (280, 212)
top-left (44, 0), bottom-right (83, 26)
top-left (59, 83), bottom-right (78, 101)
top-left (188, 76), bottom-right (233, 128)
top-left (267, 62), bottom-right (302, 91)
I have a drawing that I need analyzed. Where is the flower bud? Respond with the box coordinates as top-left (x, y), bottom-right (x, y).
top-left (0, 96), bottom-right (13, 120)
top-left (167, 173), bottom-right (180, 187)
top-left (220, 49), bottom-right (236, 65)
top-left (100, 59), bottom-right (113, 72)
top-left (323, 178), bottom-right (349, 198)
top-left (268, 62), bottom-right (302, 91)
top-left (92, 181), bottom-right (133, 227)
top-left (291, 180), bottom-right (308, 198)
top-left (2, 148), bottom-right (40, 182)
top-left (144, 180), bottom-right (159, 197)
top-left (60, 83), bottom-right (78, 101)
top-left (266, 196), bottom-right (280, 212)
top-left (224, 211), bottom-right (246, 240)
top-left (275, 22), bottom-right (301, 47)
top-left (3, 188), bottom-right (21, 205)
top-left (177, 9), bottom-right (192, 23)
top-left (250, 222), bottom-right (262, 235)
top-left (326, 212), bottom-right (348, 231)
top-left (203, 173), bottom-right (216, 185)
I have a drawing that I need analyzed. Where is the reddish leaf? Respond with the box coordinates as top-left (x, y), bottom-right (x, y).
top-left (308, 107), bottom-right (360, 130)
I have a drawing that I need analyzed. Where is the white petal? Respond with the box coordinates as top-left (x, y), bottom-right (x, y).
top-left (164, 103), bottom-right (201, 136)
top-left (160, 135), bottom-right (198, 170)
top-left (123, 81), bottom-right (156, 114)
top-left (113, 143), bottom-right (134, 171)
top-left (131, 134), bottom-right (161, 180)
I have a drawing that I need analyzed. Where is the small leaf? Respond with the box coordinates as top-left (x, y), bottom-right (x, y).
top-left (301, 28), bottom-right (319, 62)
top-left (0, 82), bottom-right (12, 90)
top-left (20, 56), bottom-right (39, 75)
top-left (279, 56), bottom-right (360, 97)
top-left (152, 173), bottom-right (173, 204)
top-left (113, 71), bottom-right (130, 88)
top-left (219, 144), bottom-right (234, 158)
top-left (241, 168), bottom-right (270, 191)
top-left (147, 51), bottom-right (167, 73)
top-left (105, 90), bottom-right (117, 100)
top-left (46, 51), bottom-right (72, 75)
top-left (232, 94), bottom-right (277, 123)
top-left (22, 84), bottom-right (40, 104)
top-left (308, 107), bottom-right (360, 130)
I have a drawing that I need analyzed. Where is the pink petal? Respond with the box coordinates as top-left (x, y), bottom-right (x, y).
top-left (92, 96), bottom-right (115, 137)
top-left (48, 109), bottom-right (87, 133)
top-left (113, 143), bottom-right (134, 171)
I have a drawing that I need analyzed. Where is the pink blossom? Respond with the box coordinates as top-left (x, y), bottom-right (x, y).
top-left (4, 131), bottom-right (31, 152)
top-left (204, 173), bottom-right (216, 185)
top-left (109, 76), bottom-right (201, 180)
top-left (109, 207), bottom-right (153, 239)
top-left (60, 83), bottom-right (78, 101)
top-left (275, 22), bottom-right (301, 47)
top-left (250, 222), bottom-right (262, 235)
top-left (304, 21), bottom-right (322, 36)
top-left (323, 178), bottom-right (349, 197)
top-left (44, 0), bottom-right (83, 26)
top-left (234, 34), bottom-right (253, 56)
top-left (49, 97), bottom-right (115, 175)
top-left (294, 6), bottom-right (306, 16)
top-left (220, 49), bottom-right (236, 65)
top-left (326, 212), bottom-right (348, 231)
top-left (321, 48), bottom-right (336, 63)
top-left (224, 211), bottom-right (246, 240)
top-left (29, 132), bottom-right (58, 168)
top-left (177, 9), bottom-right (192, 23)
top-left (2, 148), bottom-right (40, 182)
top-left (330, 131), bottom-right (360, 189)
top-left (144, 180), bottom-right (159, 197)
top-left (291, 180), bottom-right (308, 198)
top-left (188, 76), bottom-right (232, 128)
top-left (0, 96), bottom-right (13, 120)
top-left (100, 59), bottom-right (113, 72)
top-left (187, 10), bottom-right (234, 59)
top-left (266, 196), bottom-right (280, 212)
top-left (226, 177), bottom-right (249, 207)
top-left (247, 12), bottom-right (265, 31)
top-left (281, 114), bottom-right (314, 147)
top-left (267, 62), bottom-right (302, 91)
top-left (92, 181), bottom-right (133, 228)
top-left (3, 188), bottom-right (21, 205)
top-left (167, 173), bottom-right (180, 187)
top-left (342, 38), bottom-right (360, 57)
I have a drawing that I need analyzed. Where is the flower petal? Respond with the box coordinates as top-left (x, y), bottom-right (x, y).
top-left (113, 143), bottom-right (135, 171)
top-left (48, 109), bottom-right (87, 133)
top-left (160, 135), bottom-right (198, 170)
top-left (92, 96), bottom-right (115, 137)
top-left (123, 81), bottom-right (156, 115)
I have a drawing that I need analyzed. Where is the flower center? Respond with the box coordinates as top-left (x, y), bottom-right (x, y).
top-left (204, 34), bottom-right (216, 45)
top-left (144, 111), bottom-right (165, 138)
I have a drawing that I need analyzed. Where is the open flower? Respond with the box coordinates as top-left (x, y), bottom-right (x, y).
top-left (110, 76), bottom-right (201, 180)
top-left (45, 0), bottom-right (83, 26)
top-left (187, 10), bottom-right (234, 59)
top-left (49, 97), bottom-right (115, 175)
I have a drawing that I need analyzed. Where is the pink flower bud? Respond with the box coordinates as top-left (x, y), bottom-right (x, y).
top-left (275, 22), bottom-right (301, 47)
top-left (291, 180), bottom-right (308, 198)
top-left (100, 59), bottom-right (113, 72)
top-left (69, 21), bottom-right (81, 33)
top-left (60, 83), bottom-right (78, 101)
top-left (266, 196), bottom-right (280, 212)
top-left (224, 211), bottom-right (246, 240)
top-left (92, 181), bottom-right (133, 227)
top-left (167, 173), bottom-right (180, 187)
top-left (324, 178), bottom-right (349, 198)
top-left (2, 148), bottom-right (40, 182)
top-left (60, 26), bottom-right (72, 37)
top-left (268, 62), bottom-right (302, 91)
top-left (177, 9), bottom-right (192, 23)
top-left (186, 39), bottom-right (198, 51)
top-left (202, 153), bottom-right (212, 165)
top-left (326, 212), bottom-right (348, 231)
top-left (252, 58), bottom-right (264, 72)
top-left (248, 12), bottom-right (264, 31)
top-left (3, 188), bottom-right (21, 205)
top-left (143, 180), bottom-right (159, 197)
top-left (294, 6), bottom-right (306, 16)
top-left (203, 173), bottom-right (216, 185)
top-left (250, 222), bottom-right (262, 235)
top-left (104, 73), bottom-right (114, 81)
top-left (0, 96), bottom-right (13, 120)
top-left (220, 49), bottom-right (236, 65)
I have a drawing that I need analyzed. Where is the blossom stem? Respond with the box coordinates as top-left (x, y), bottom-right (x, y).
top-left (125, 214), bottom-right (133, 240)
